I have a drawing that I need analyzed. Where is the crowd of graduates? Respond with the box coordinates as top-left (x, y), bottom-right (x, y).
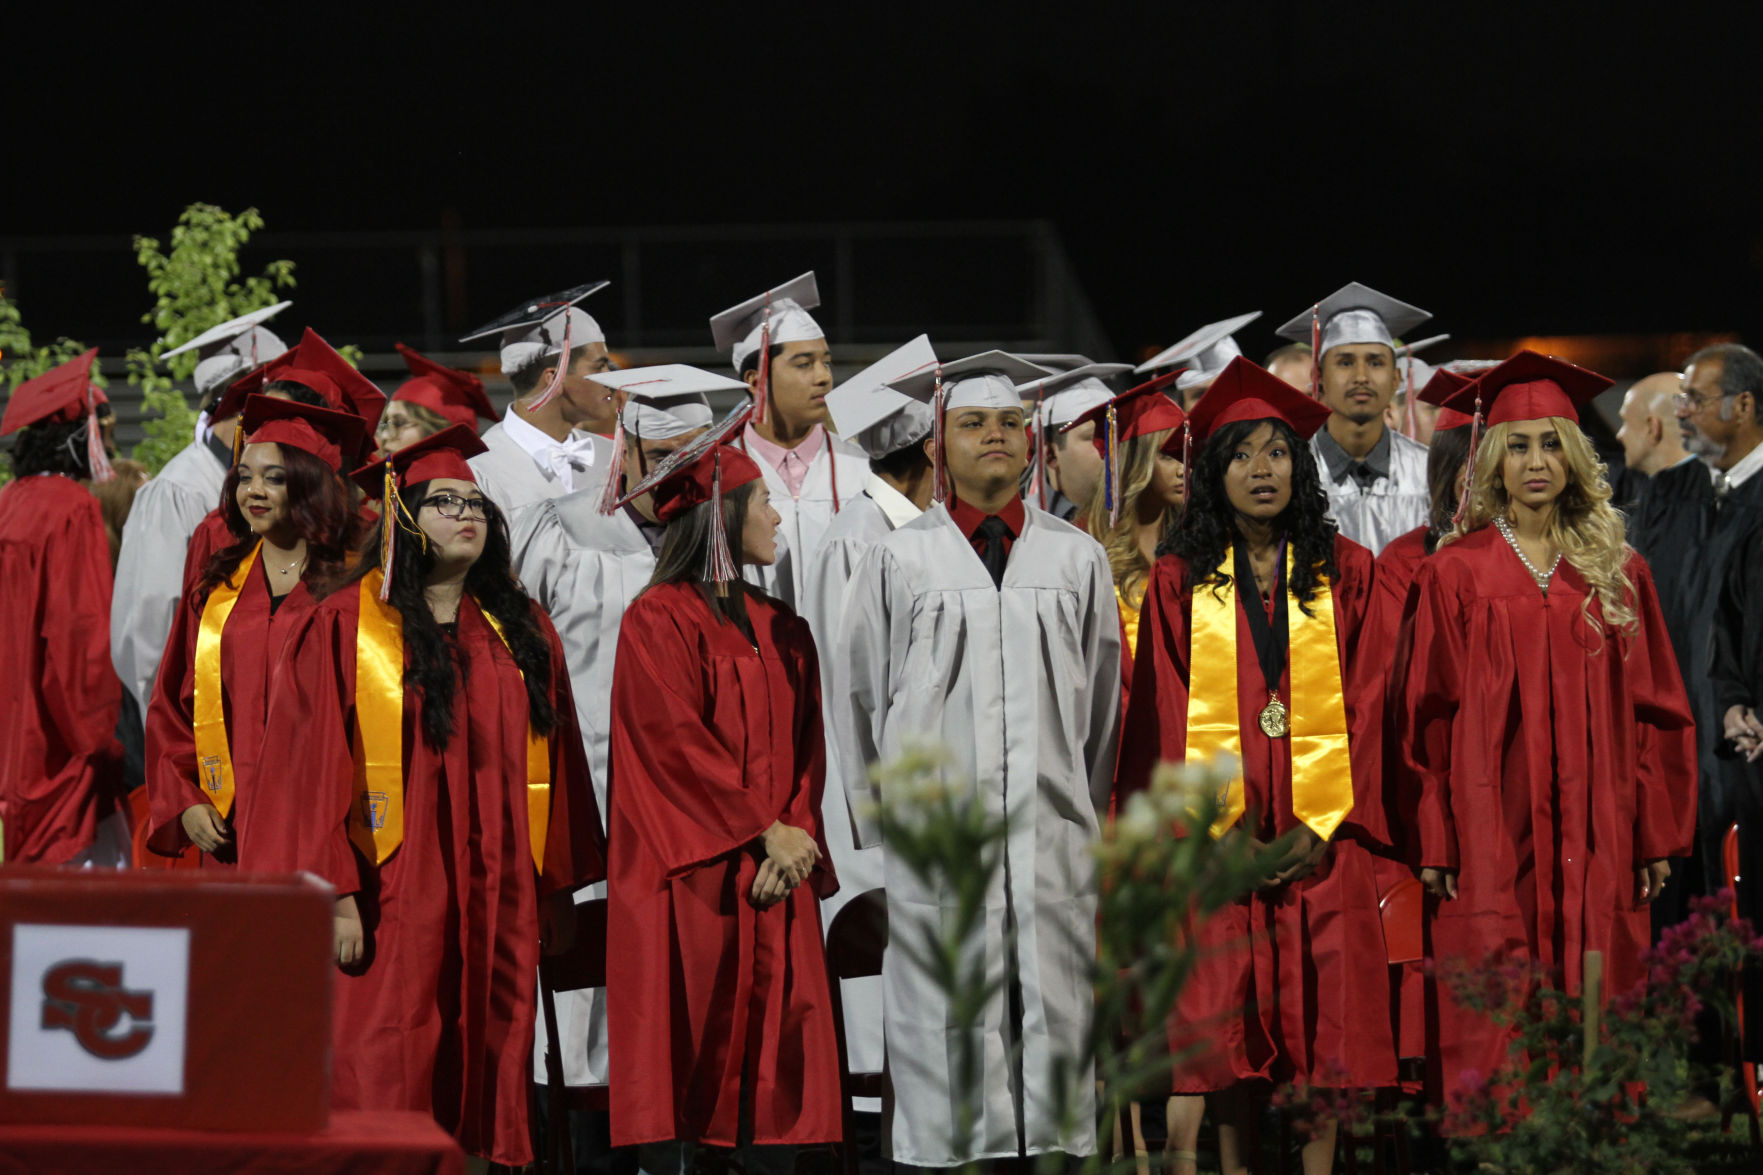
top-left (2, 271), bottom-right (1754, 1174)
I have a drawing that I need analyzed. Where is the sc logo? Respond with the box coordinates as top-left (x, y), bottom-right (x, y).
top-left (40, 959), bottom-right (155, 1060)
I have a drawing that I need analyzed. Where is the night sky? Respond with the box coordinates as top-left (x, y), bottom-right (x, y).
top-left (8, 5), bottom-right (1762, 370)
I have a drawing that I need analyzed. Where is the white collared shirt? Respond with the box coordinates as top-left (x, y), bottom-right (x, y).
top-left (1719, 440), bottom-right (1763, 491)
top-left (499, 408), bottom-right (597, 493)
top-left (864, 473), bottom-right (921, 530)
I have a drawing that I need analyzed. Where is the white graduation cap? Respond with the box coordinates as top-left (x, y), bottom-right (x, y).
top-left (889, 350), bottom-right (1053, 414)
top-left (708, 272), bottom-right (825, 374)
top-left (824, 335), bottom-right (939, 459)
top-left (1394, 333), bottom-right (1453, 396)
top-left (593, 364), bottom-right (736, 440)
top-left (1276, 282), bottom-right (1431, 357)
top-left (159, 302), bottom-right (293, 398)
top-left (460, 281), bottom-right (610, 376)
top-left (1016, 363), bottom-right (1135, 428)
top-left (1013, 353), bottom-right (1097, 372)
top-left (1133, 311), bottom-right (1262, 390)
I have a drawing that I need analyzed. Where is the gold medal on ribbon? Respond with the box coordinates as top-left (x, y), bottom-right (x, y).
top-left (1258, 693), bottom-right (1289, 738)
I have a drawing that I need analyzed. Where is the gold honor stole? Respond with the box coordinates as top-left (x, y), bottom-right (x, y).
top-left (192, 541), bottom-right (262, 818)
top-left (349, 571), bottom-right (554, 872)
top-left (1185, 545), bottom-right (1353, 840)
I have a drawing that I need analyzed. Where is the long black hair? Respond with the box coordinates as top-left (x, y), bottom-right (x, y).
top-left (1169, 417), bottom-right (1338, 614)
top-left (1424, 424), bottom-right (1473, 554)
top-left (643, 480), bottom-right (758, 636)
top-left (196, 445), bottom-right (361, 606)
top-left (344, 481), bottom-right (557, 751)
top-left (9, 417), bottom-right (93, 479)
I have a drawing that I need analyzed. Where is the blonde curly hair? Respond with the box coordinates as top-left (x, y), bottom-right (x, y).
top-left (1087, 428), bottom-right (1179, 610)
top-left (1441, 416), bottom-right (1637, 638)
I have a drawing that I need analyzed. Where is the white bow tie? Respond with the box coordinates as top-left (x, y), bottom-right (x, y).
top-left (543, 437), bottom-right (597, 490)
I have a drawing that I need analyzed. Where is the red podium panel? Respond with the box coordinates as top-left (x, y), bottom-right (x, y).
top-left (0, 867), bottom-right (332, 1133)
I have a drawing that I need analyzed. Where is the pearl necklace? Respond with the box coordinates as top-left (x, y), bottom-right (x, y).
top-left (1494, 516), bottom-right (1561, 585)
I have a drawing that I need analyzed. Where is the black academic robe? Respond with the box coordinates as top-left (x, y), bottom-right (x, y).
top-left (1711, 519), bottom-right (1763, 1059)
top-left (1625, 457), bottom-right (1763, 916)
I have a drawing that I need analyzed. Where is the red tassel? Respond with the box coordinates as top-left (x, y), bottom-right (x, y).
top-left (1309, 303), bottom-right (1322, 400)
top-left (596, 412), bottom-right (626, 516)
top-left (1179, 423), bottom-right (1193, 509)
top-left (85, 398), bottom-right (114, 484)
top-left (1033, 387), bottom-right (1048, 509)
top-left (930, 365), bottom-right (948, 505)
top-left (753, 299), bottom-right (772, 427)
top-left (1452, 394), bottom-right (1485, 530)
top-left (705, 448), bottom-right (737, 589)
top-left (524, 310), bottom-right (573, 412)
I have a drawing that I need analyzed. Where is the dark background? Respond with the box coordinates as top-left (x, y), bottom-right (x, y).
top-left (6, 4), bottom-right (1760, 372)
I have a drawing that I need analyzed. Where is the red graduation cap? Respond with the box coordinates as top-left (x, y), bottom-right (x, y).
top-left (1418, 368), bottom-right (1477, 432)
top-left (2, 348), bottom-right (114, 482)
top-left (240, 394), bottom-right (371, 474)
top-left (1, 348), bottom-right (105, 435)
top-left (1439, 349), bottom-right (1614, 428)
top-left (1060, 370), bottom-right (1187, 524)
top-left (613, 402), bottom-right (762, 586)
top-left (392, 343), bottom-right (495, 430)
top-left (349, 424), bottom-right (490, 601)
top-left (1185, 356), bottom-right (1333, 443)
top-left (215, 327), bottom-right (388, 427)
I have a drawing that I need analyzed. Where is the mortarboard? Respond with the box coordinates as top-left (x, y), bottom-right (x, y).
top-left (1134, 311), bottom-right (1263, 390)
top-left (1185, 356), bottom-right (1333, 443)
top-left (1061, 371), bottom-right (1186, 522)
top-left (1275, 283), bottom-right (1432, 374)
top-left (350, 423), bottom-right (490, 600)
top-left (215, 327), bottom-right (388, 431)
top-left (1, 348), bottom-right (114, 481)
top-left (887, 351), bottom-right (1053, 505)
top-left (1013, 353), bottom-right (1098, 373)
top-left (583, 364), bottom-right (737, 512)
top-left (614, 402), bottom-right (763, 588)
top-left (709, 272), bottom-right (824, 374)
top-left (161, 302), bottom-right (293, 399)
top-left (1013, 362), bottom-right (1133, 508)
top-left (460, 282), bottom-right (610, 414)
top-left (240, 394), bottom-right (370, 474)
top-left (392, 343), bottom-right (496, 430)
top-left (824, 335), bottom-right (940, 461)
top-left (1439, 350), bottom-right (1614, 429)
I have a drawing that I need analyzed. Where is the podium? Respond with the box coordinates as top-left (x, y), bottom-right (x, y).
top-left (0, 867), bottom-right (332, 1133)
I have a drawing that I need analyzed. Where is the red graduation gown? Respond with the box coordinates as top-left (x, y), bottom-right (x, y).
top-left (1394, 528), bottom-right (1696, 1101)
top-left (0, 474), bottom-right (123, 864)
top-left (246, 587), bottom-right (603, 1166)
top-left (142, 552), bottom-right (315, 861)
top-left (1117, 535), bottom-right (1396, 1091)
top-left (606, 582), bottom-right (842, 1148)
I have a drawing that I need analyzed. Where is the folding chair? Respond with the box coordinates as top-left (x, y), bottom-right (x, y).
top-left (538, 896), bottom-right (610, 1175)
top-left (823, 888), bottom-right (888, 1175)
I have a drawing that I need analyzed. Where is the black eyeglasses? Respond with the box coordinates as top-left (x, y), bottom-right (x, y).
top-left (419, 493), bottom-right (490, 521)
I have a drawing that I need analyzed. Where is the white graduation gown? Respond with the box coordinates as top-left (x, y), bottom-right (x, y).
top-left (740, 430), bottom-right (869, 611)
top-left (469, 420), bottom-right (612, 515)
top-left (800, 482), bottom-right (920, 1094)
top-left (110, 438), bottom-right (226, 715)
top-left (508, 487), bottom-right (656, 1087)
top-left (835, 503), bottom-right (1121, 1165)
top-left (1312, 428), bottom-right (1430, 556)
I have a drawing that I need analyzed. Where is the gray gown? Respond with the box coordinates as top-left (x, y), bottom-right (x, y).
top-left (834, 503), bottom-right (1121, 1165)
top-left (1312, 428), bottom-right (1430, 555)
top-left (110, 437), bottom-right (227, 716)
top-left (800, 483), bottom-right (920, 1094)
top-left (508, 488), bottom-right (656, 1087)
top-left (740, 430), bottom-right (869, 610)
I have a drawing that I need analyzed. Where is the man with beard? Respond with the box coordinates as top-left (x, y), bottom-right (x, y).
top-left (1275, 283), bottom-right (1433, 554)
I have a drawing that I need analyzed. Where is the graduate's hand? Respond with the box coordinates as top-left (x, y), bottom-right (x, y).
top-left (1420, 867), bottom-right (1458, 901)
top-left (179, 802), bottom-right (233, 852)
top-left (1723, 704), bottom-right (1763, 762)
top-left (749, 859), bottom-right (792, 908)
top-left (762, 822), bottom-right (820, 886)
top-left (1272, 827), bottom-right (1330, 886)
top-left (333, 895), bottom-right (364, 968)
top-left (1637, 859), bottom-right (1672, 906)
